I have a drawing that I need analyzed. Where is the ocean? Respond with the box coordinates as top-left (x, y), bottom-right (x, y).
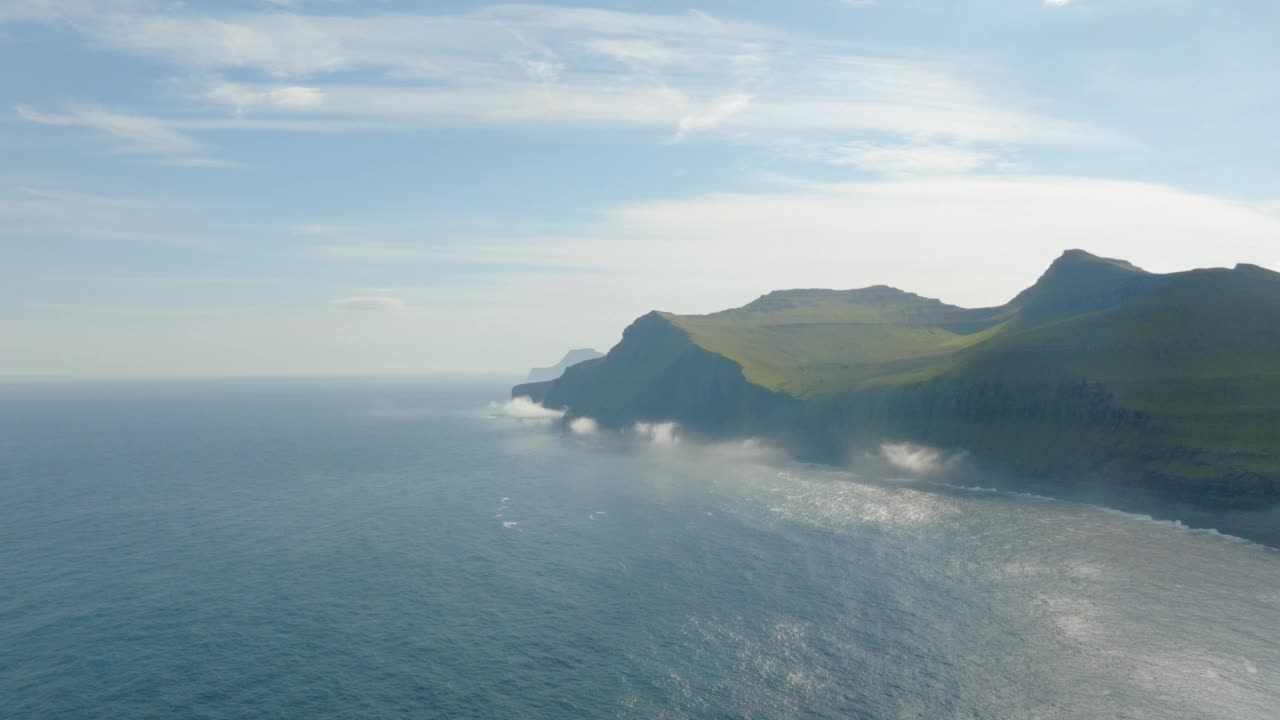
top-left (2, 378), bottom-right (1277, 719)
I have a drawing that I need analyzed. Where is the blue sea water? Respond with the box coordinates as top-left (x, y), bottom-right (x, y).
top-left (2, 378), bottom-right (1278, 719)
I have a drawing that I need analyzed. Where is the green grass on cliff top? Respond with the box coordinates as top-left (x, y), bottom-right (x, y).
top-left (663, 253), bottom-right (1280, 403)
top-left (662, 288), bottom-right (1010, 398)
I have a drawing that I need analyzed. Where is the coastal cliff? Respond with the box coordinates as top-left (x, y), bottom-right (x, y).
top-left (513, 251), bottom-right (1280, 544)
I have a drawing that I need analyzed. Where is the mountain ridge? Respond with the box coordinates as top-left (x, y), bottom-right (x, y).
top-left (515, 250), bottom-right (1280, 545)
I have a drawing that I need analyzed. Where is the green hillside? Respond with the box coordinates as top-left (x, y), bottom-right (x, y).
top-left (518, 250), bottom-right (1280, 544)
top-left (660, 250), bottom-right (1209, 398)
top-left (664, 287), bottom-right (1012, 397)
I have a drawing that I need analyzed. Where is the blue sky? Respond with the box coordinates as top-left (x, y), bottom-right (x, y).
top-left (2, 0), bottom-right (1279, 377)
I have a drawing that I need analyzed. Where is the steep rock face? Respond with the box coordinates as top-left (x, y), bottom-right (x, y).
top-left (510, 379), bottom-right (555, 403)
top-left (541, 312), bottom-right (798, 434)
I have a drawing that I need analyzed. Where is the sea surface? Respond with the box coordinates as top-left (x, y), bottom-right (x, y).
top-left (2, 378), bottom-right (1278, 719)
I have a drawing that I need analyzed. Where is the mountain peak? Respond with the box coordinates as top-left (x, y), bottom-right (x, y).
top-left (1012, 250), bottom-right (1159, 319)
top-left (734, 285), bottom-right (942, 314)
top-left (1051, 248), bottom-right (1147, 273)
top-left (1234, 262), bottom-right (1280, 277)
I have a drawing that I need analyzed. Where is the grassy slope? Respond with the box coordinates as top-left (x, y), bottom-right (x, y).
top-left (664, 250), bottom-right (1173, 398)
top-left (656, 252), bottom-right (1280, 498)
top-left (540, 312), bottom-right (798, 433)
top-left (957, 263), bottom-right (1280, 484)
top-left (666, 287), bottom-right (1012, 397)
top-left (527, 250), bottom-right (1280, 540)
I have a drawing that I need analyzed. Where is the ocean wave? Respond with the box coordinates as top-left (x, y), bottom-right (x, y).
top-left (1093, 507), bottom-right (1257, 545)
top-left (945, 483), bottom-right (1058, 502)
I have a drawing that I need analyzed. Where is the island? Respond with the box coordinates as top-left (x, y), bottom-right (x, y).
top-left (520, 348), bottom-right (604, 384)
top-left (514, 250), bottom-right (1280, 545)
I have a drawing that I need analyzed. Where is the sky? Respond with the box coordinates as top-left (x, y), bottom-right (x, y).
top-left (2, 0), bottom-right (1279, 378)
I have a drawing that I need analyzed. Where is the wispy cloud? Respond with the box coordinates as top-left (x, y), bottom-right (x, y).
top-left (302, 241), bottom-right (592, 274)
top-left (7, 4), bottom-right (1113, 166)
top-left (81, 6), bottom-right (762, 79)
top-left (15, 105), bottom-right (241, 167)
top-left (582, 38), bottom-right (679, 66)
top-left (329, 295), bottom-right (406, 311)
top-left (0, 179), bottom-right (210, 244)
top-left (1044, 0), bottom-right (1071, 6)
top-left (0, 0), bottom-right (130, 22)
top-left (673, 93), bottom-right (754, 141)
top-left (824, 142), bottom-right (993, 176)
top-left (206, 84), bottom-right (324, 116)
top-left (289, 223), bottom-right (352, 238)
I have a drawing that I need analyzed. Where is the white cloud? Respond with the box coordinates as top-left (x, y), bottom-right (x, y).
top-left (188, 73), bottom-right (1104, 147)
top-left (1254, 199), bottom-right (1280, 218)
top-left (430, 176), bottom-right (1280, 319)
top-left (674, 93), bottom-right (754, 141)
top-left (10, 4), bottom-right (1111, 155)
top-left (824, 142), bottom-right (992, 176)
top-left (10, 175), bottom-right (1278, 377)
top-left (297, 175), bottom-right (1280, 311)
top-left (206, 83), bottom-right (324, 115)
top-left (633, 421), bottom-right (680, 445)
top-left (505, 52), bottom-right (564, 82)
top-left (881, 443), bottom-right (940, 475)
top-left (81, 7), bottom-right (760, 79)
top-left (492, 396), bottom-right (565, 420)
top-left (328, 295), bottom-right (406, 311)
top-left (582, 38), bottom-right (678, 66)
top-left (1044, 0), bottom-right (1071, 6)
top-left (93, 13), bottom-right (352, 78)
top-left (15, 105), bottom-right (239, 167)
top-left (504, 28), bottom-right (565, 82)
top-left (453, 175), bottom-right (1280, 371)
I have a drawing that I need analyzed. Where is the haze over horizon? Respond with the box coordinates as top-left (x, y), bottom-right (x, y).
top-left (3, 0), bottom-right (1279, 378)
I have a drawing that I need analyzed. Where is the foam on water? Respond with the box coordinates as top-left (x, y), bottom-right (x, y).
top-left (1095, 506), bottom-right (1260, 546)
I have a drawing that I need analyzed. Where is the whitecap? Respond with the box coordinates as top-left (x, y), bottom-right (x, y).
top-left (1094, 507), bottom-right (1258, 545)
